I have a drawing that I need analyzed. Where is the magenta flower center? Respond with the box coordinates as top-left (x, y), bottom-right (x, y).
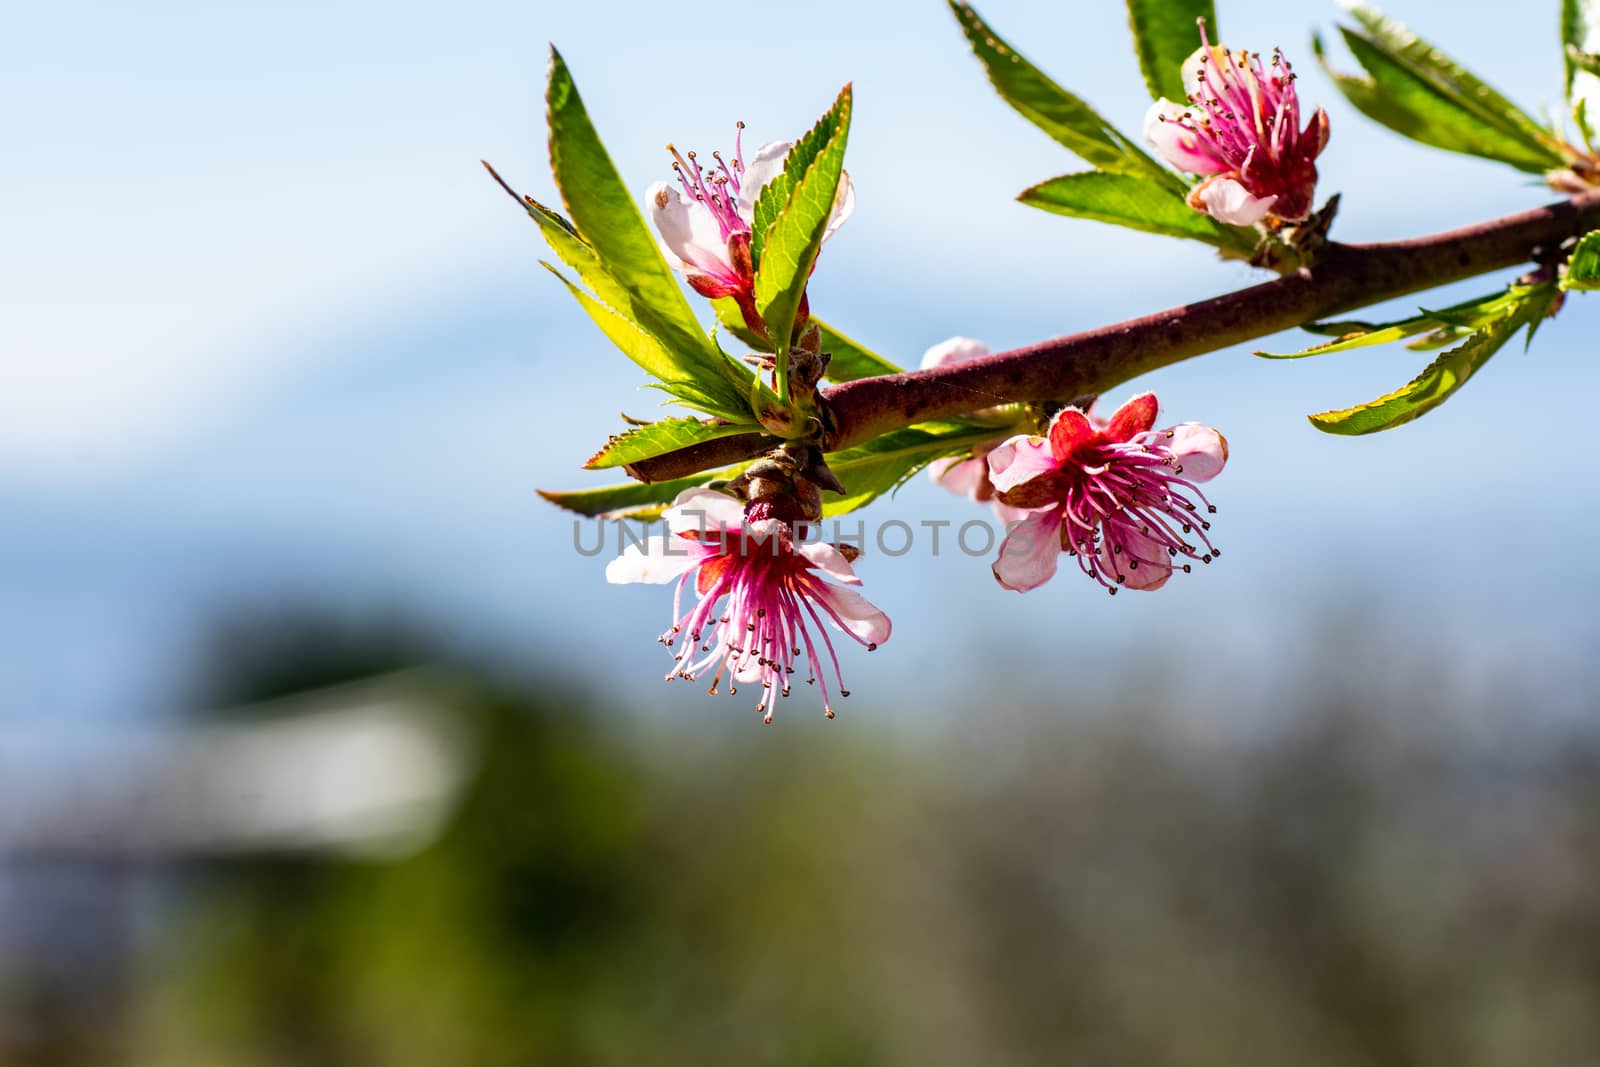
top-left (667, 123), bottom-right (749, 243)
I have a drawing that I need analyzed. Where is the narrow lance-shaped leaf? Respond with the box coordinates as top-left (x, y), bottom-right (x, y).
top-left (1256, 288), bottom-right (1520, 358)
top-left (538, 470), bottom-right (745, 521)
top-left (1320, 22), bottom-right (1564, 172)
top-left (1126, 0), bottom-right (1214, 102)
top-left (542, 264), bottom-right (749, 420)
top-left (544, 48), bottom-right (713, 361)
top-left (1347, 5), bottom-right (1557, 149)
top-left (949, 2), bottom-right (1184, 191)
top-left (584, 418), bottom-right (762, 470)
top-left (1020, 171), bottom-right (1256, 250)
top-left (753, 85), bottom-right (851, 358)
top-left (1308, 284), bottom-right (1557, 435)
top-left (749, 96), bottom-right (844, 275)
top-left (1562, 230), bottom-right (1600, 291)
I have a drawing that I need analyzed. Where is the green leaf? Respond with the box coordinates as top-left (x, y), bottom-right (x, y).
top-left (1019, 172), bottom-right (1254, 249)
top-left (1347, 6), bottom-right (1556, 148)
top-left (1564, 0), bottom-right (1600, 92)
top-left (538, 473), bottom-right (731, 521)
top-left (1563, 231), bottom-right (1600, 291)
top-left (544, 48), bottom-right (711, 357)
top-left (749, 93), bottom-right (846, 275)
top-left (753, 85), bottom-right (851, 354)
top-left (1320, 21), bottom-right (1564, 172)
top-left (1257, 288), bottom-right (1519, 358)
top-left (1308, 284), bottom-right (1557, 435)
top-left (584, 418), bottom-right (760, 470)
top-left (813, 320), bottom-right (902, 382)
top-left (1126, 0), bottom-right (1212, 102)
top-left (950, 2), bottom-right (1182, 190)
top-left (542, 264), bottom-right (748, 419)
top-left (822, 420), bottom-right (1012, 516)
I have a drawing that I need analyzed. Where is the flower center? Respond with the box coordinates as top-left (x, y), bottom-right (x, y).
top-left (667, 122), bottom-right (749, 242)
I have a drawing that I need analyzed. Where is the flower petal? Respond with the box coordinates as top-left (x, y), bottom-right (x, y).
top-left (928, 455), bottom-right (988, 500)
top-left (663, 488), bottom-right (747, 536)
top-left (992, 509), bottom-right (1062, 592)
top-left (822, 169), bottom-right (855, 242)
top-left (1099, 524), bottom-right (1173, 592)
top-left (1181, 45), bottom-right (1228, 100)
top-left (648, 182), bottom-right (737, 280)
top-left (798, 540), bottom-right (862, 585)
top-left (1163, 423), bottom-right (1228, 482)
top-left (1143, 100), bottom-right (1228, 175)
top-left (1103, 392), bottom-right (1159, 443)
top-left (987, 435), bottom-right (1058, 495)
top-left (919, 335), bottom-right (990, 370)
top-left (604, 535), bottom-right (706, 585)
top-left (1047, 408), bottom-right (1097, 462)
top-left (812, 583), bottom-right (892, 645)
top-left (1188, 175), bottom-right (1277, 227)
top-left (734, 140), bottom-right (791, 221)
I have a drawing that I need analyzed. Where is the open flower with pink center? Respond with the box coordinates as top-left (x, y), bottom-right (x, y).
top-left (645, 127), bottom-right (855, 333)
top-left (1143, 24), bottom-right (1329, 226)
top-left (986, 394), bottom-right (1227, 594)
top-left (919, 336), bottom-right (1029, 521)
top-left (605, 488), bottom-right (888, 722)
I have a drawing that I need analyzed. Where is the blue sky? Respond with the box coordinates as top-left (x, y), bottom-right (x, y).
top-left (6, 0), bottom-right (1598, 729)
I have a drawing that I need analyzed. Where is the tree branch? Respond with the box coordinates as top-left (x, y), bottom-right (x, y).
top-left (626, 190), bottom-right (1600, 482)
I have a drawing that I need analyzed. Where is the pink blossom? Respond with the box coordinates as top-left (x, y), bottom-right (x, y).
top-left (986, 394), bottom-right (1228, 594)
top-left (645, 128), bottom-right (854, 333)
top-left (605, 488), bottom-right (889, 722)
top-left (920, 336), bottom-right (1031, 522)
top-left (1143, 25), bottom-right (1329, 225)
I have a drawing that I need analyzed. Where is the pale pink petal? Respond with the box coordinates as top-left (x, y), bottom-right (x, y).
top-left (734, 140), bottom-right (791, 221)
top-left (919, 336), bottom-right (990, 370)
top-left (1181, 45), bottom-right (1227, 100)
top-left (927, 455), bottom-right (987, 499)
top-left (1163, 423), bottom-right (1228, 482)
top-left (991, 501), bottom-right (1035, 525)
top-left (987, 435), bottom-right (1058, 495)
top-left (1144, 100), bottom-right (1228, 175)
top-left (663, 488), bottom-right (746, 536)
top-left (812, 583), bottom-right (891, 645)
top-left (1188, 175), bottom-right (1277, 226)
top-left (992, 509), bottom-right (1062, 592)
top-left (822, 169), bottom-right (855, 242)
top-left (647, 182), bottom-right (736, 279)
top-left (1099, 525), bottom-right (1173, 592)
top-left (798, 540), bottom-right (862, 585)
top-left (604, 535), bottom-right (707, 585)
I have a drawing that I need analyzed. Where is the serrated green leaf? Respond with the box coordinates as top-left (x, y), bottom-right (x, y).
top-left (585, 418), bottom-right (761, 470)
top-left (1574, 45), bottom-right (1600, 81)
top-left (813, 320), bottom-right (902, 382)
top-left (950, 2), bottom-right (1183, 191)
top-left (1308, 284), bottom-right (1557, 435)
top-left (1258, 288), bottom-right (1518, 358)
top-left (821, 420), bottom-right (1011, 516)
top-left (545, 49), bottom-right (711, 357)
top-left (1325, 25), bottom-right (1563, 172)
top-left (1563, 231), bottom-right (1600, 290)
top-left (1126, 0), bottom-right (1212, 102)
top-left (523, 195), bottom-right (729, 373)
top-left (1348, 6), bottom-right (1556, 148)
top-left (753, 86), bottom-right (851, 355)
top-left (749, 98), bottom-right (843, 275)
top-left (542, 263), bottom-right (748, 419)
top-left (1019, 171), bottom-right (1254, 249)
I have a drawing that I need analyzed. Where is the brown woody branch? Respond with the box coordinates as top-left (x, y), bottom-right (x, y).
top-left (627, 189), bottom-right (1600, 482)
